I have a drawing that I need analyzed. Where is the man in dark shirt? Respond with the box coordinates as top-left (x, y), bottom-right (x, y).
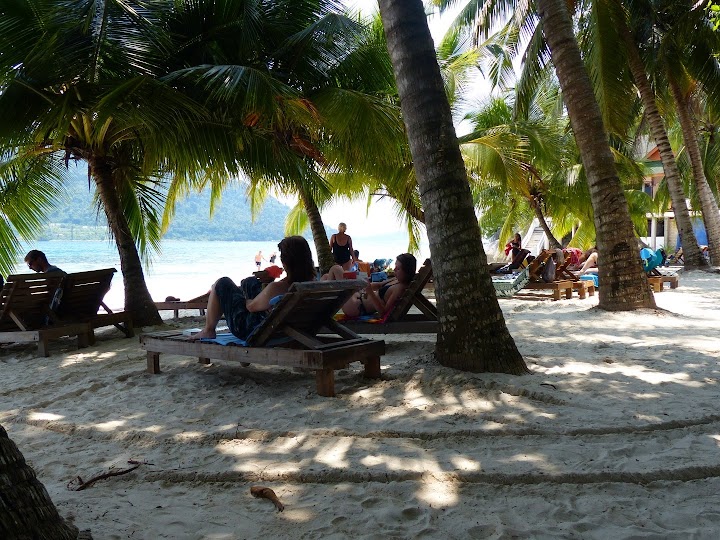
top-left (24, 250), bottom-right (64, 273)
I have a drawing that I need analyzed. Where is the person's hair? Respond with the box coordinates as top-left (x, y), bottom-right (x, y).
top-left (338, 222), bottom-right (347, 232)
top-left (514, 233), bottom-right (521, 242)
top-left (353, 250), bottom-right (359, 258)
top-left (278, 236), bottom-right (315, 283)
top-left (24, 249), bottom-right (47, 264)
top-left (396, 253), bottom-right (417, 285)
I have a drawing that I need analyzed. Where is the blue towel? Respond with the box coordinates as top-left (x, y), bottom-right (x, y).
top-left (200, 333), bottom-right (248, 346)
top-left (580, 274), bottom-right (599, 288)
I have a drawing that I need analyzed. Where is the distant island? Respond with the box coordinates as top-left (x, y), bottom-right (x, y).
top-left (39, 167), bottom-right (294, 242)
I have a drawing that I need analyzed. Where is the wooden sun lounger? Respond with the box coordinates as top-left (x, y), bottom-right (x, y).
top-left (555, 261), bottom-right (596, 299)
top-left (54, 268), bottom-right (134, 344)
top-left (340, 259), bottom-right (439, 334)
top-left (0, 273), bottom-right (90, 357)
top-left (141, 280), bottom-right (385, 397)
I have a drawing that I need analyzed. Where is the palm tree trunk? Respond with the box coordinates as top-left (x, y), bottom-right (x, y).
top-left (90, 156), bottom-right (162, 326)
top-left (297, 184), bottom-right (335, 274)
top-left (668, 76), bottom-right (720, 265)
top-left (536, 0), bottom-right (655, 310)
top-left (618, 16), bottom-right (707, 268)
top-left (377, 0), bottom-right (527, 374)
top-left (0, 425), bottom-right (79, 539)
top-left (532, 202), bottom-right (562, 248)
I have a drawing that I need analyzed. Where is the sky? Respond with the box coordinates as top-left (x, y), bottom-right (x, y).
top-left (307, 0), bottom-right (494, 240)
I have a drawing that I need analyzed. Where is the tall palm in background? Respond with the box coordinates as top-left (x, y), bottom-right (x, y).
top-left (377, 0), bottom-right (527, 373)
top-left (535, 0), bottom-right (655, 309)
top-left (158, 1), bottom-right (406, 273)
top-left (0, 0), bottom-right (230, 326)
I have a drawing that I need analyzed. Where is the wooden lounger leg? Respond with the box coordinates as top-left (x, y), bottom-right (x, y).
top-left (198, 357), bottom-right (211, 365)
top-left (363, 356), bottom-right (381, 379)
top-left (565, 286), bottom-right (572, 299)
top-left (576, 284), bottom-right (586, 299)
top-left (315, 369), bottom-right (336, 397)
top-left (77, 332), bottom-right (90, 349)
top-left (147, 351), bottom-right (161, 374)
top-left (38, 338), bottom-right (49, 358)
top-left (552, 288), bottom-right (561, 301)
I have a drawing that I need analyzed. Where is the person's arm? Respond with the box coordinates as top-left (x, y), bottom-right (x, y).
top-left (364, 284), bottom-right (402, 316)
top-left (348, 236), bottom-right (355, 261)
top-left (329, 234), bottom-right (335, 248)
top-left (246, 280), bottom-right (287, 312)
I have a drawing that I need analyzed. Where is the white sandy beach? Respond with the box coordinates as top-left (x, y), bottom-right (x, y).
top-left (3, 271), bottom-right (720, 539)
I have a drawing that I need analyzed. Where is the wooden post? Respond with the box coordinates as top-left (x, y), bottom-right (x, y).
top-left (147, 351), bottom-right (161, 374)
top-left (363, 357), bottom-right (381, 379)
top-left (315, 369), bottom-right (336, 397)
top-left (198, 357), bottom-right (210, 365)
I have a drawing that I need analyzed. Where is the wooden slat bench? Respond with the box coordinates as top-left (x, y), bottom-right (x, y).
top-left (141, 280), bottom-right (385, 397)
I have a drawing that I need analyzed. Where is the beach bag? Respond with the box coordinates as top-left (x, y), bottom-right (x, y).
top-left (541, 258), bottom-right (556, 283)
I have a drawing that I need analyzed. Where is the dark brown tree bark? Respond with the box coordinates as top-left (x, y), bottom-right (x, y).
top-left (0, 425), bottom-right (79, 539)
top-left (536, 0), bottom-right (655, 310)
top-left (377, 0), bottom-right (527, 374)
top-left (668, 76), bottom-right (720, 265)
top-left (618, 16), bottom-right (707, 268)
top-left (90, 157), bottom-right (162, 326)
top-left (297, 184), bottom-right (335, 274)
top-left (532, 201), bottom-right (562, 249)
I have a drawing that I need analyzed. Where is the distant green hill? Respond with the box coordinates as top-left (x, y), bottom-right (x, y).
top-left (40, 167), bottom-right (293, 241)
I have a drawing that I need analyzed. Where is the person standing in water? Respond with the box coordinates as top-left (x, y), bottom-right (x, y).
top-left (269, 252), bottom-right (277, 264)
top-left (329, 222), bottom-right (356, 271)
top-left (254, 250), bottom-right (265, 270)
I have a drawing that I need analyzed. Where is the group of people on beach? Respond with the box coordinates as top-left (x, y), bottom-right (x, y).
top-left (502, 233), bottom-right (599, 275)
top-left (192, 223), bottom-right (416, 342)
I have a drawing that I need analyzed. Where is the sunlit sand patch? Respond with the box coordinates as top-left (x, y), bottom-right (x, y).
top-left (28, 411), bottom-right (63, 422)
top-left (450, 455), bottom-right (481, 472)
top-left (312, 437), bottom-right (352, 468)
top-left (417, 476), bottom-right (458, 507)
top-left (93, 419), bottom-right (126, 431)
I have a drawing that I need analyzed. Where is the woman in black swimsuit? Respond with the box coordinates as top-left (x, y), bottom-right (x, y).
top-left (339, 253), bottom-right (417, 318)
top-left (329, 222), bottom-right (356, 271)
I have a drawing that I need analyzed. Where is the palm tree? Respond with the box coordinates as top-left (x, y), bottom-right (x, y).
top-left (376, 0), bottom-right (527, 373)
top-left (613, 1), bottom-right (709, 268)
top-left (0, 425), bottom-right (79, 539)
top-left (535, 0), bottom-right (655, 309)
top-left (157, 1), bottom-right (406, 274)
top-left (0, 154), bottom-right (65, 276)
top-left (0, 0), bottom-right (225, 326)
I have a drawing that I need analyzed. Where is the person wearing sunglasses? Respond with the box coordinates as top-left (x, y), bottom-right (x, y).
top-left (24, 250), bottom-right (64, 274)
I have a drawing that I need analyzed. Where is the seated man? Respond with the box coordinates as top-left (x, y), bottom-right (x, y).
top-left (25, 250), bottom-right (63, 273)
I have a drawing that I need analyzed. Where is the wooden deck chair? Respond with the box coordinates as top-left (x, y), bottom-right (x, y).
top-left (54, 268), bottom-right (134, 344)
top-left (155, 292), bottom-right (209, 318)
top-left (553, 258), bottom-right (596, 299)
top-left (0, 273), bottom-right (90, 357)
top-left (517, 250), bottom-right (574, 301)
top-left (140, 280), bottom-right (385, 397)
top-left (340, 259), bottom-right (439, 334)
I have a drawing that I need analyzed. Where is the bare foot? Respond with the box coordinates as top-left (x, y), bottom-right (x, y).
top-left (189, 328), bottom-right (216, 341)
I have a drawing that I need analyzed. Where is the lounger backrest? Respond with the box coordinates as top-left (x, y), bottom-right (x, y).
top-left (527, 251), bottom-right (553, 282)
top-left (0, 272), bottom-right (65, 331)
top-left (248, 280), bottom-right (365, 346)
top-left (386, 258), bottom-right (435, 323)
top-left (55, 268), bottom-right (116, 319)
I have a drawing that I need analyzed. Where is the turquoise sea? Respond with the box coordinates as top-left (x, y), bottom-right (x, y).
top-left (18, 233), bottom-right (430, 310)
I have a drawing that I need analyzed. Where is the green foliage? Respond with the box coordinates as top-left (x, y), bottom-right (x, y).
top-left (43, 167), bottom-right (291, 242)
top-left (709, 1), bottom-right (720, 31)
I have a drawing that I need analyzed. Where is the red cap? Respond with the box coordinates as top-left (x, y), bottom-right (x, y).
top-left (265, 265), bottom-right (283, 279)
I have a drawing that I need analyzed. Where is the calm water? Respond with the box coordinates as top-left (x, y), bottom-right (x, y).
top-left (18, 233), bottom-right (430, 309)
